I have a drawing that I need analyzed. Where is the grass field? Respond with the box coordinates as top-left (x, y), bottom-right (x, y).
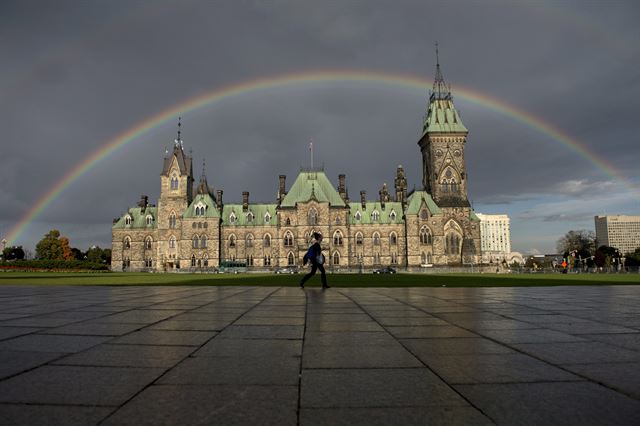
top-left (0, 271), bottom-right (639, 287)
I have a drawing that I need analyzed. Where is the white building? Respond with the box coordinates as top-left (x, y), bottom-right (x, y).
top-left (594, 215), bottom-right (640, 254)
top-left (477, 213), bottom-right (511, 262)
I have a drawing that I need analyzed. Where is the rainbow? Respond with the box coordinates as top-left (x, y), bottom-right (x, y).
top-left (6, 70), bottom-right (637, 245)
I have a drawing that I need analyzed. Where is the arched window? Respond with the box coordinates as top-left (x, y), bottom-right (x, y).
top-left (264, 255), bottom-right (271, 266)
top-left (287, 252), bottom-right (295, 266)
top-left (308, 208), bottom-right (318, 225)
top-left (192, 222), bottom-right (197, 229)
top-left (169, 236), bottom-right (176, 248)
top-left (390, 211), bottom-right (397, 221)
top-left (263, 234), bottom-right (271, 247)
top-left (191, 254), bottom-right (196, 267)
top-left (264, 212), bottom-right (271, 223)
top-left (420, 209), bottom-right (429, 220)
top-left (446, 233), bottom-right (461, 255)
top-left (420, 226), bottom-right (432, 245)
top-left (389, 232), bottom-right (397, 245)
top-left (247, 255), bottom-right (254, 266)
top-left (427, 253), bottom-right (433, 263)
top-left (285, 217), bottom-right (291, 226)
top-left (373, 232), bottom-right (380, 245)
top-left (145, 215), bottom-right (153, 226)
top-left (169, 212), bottom-right (177, 229)
top-left (356, 232), bottom-right (363, 245)
top-left (333, 251), bottom-right (340, 265)
top-left (197, 259), bottom-right (202, 268)
top-left (229, 235), bottom-right (236, 248)
top-left (145, 236), bottom-right (152, 250)
top-left (354, 211), bottom-right (361, 221)
top-left (440, 168), bottom-right (459, 193)
top-left (284, 231), bottom-right (293, 247)
top-left (229, 212), bottom-right (236, 224)
top-left (124, 215), bottom-right (132, 226)
top-left (246, 212), bottom-right (254, 223)
top-left (204, 222), bottom-right (208, 228)
top-left (124, 236), bottom-right (131, 249)
top-left (246, 234), bottom-right (254, 247)
top-left (192, 235), bottom-right (199, 249)
top-left (200, 235), bottom-right (207, 248)
top-left (171, 175), bottom-right (179, 190)
top-left (371, 210), bottom-right (380, 222)
top-left (203, 255), bottom-right (209, 267)
top-left (333, 230), bottom-right (343, 246)
top-left (197, 222), bottom-right (202, 229)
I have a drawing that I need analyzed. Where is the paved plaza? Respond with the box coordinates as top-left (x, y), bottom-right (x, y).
top-left (0, 285), bottom-right (639, 425)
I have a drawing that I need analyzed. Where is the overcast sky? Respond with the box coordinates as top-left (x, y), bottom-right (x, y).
top-left (2, 0), bottom-right (639, 255)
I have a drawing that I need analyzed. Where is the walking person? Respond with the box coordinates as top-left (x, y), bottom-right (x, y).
top-left (300, 232), bottom-right (330, 289)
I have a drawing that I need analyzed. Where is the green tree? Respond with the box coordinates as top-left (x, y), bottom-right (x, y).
top-left (35, 230), bottom-right (64, 260)
top-left (2, 246), bottom-right (25, 260)
top-left (556, 230), bottom-right (596, 257)
top-left (86, 246), bottom-right (111, 264)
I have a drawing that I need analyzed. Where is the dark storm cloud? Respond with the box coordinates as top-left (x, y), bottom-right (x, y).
top-left (1, 0), bottom-right (639, 252)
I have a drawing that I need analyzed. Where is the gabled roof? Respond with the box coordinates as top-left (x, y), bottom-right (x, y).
top-left (349, 201), bottom-right (403, 225)
top-left (162, 144), bottom-right (192, 176)
top-left (280, 171), bottom-right (346, 207)
top-left (184, 193), bottom-right (220, 219)
top-left (221, 204), bottom-right (278, 226)
top-left (405, 191), bottom-right (442, 215)
top-left (113, 207), bottom-right (157, 229)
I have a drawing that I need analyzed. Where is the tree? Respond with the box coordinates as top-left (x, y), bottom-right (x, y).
top-left (86, 246), bottom-right (111, 264)
top-left (2, 246), bottom-right (25, 261)
top-left (71, 248), bottom-right (84, 260)
top-left (556, 230), bottom-right (596, 257)
top-left (35, 230), bottom-right (65, 260)
top-left (59, 237), bottom-right (74, 260)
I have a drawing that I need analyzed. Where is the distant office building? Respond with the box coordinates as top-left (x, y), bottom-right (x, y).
top-left (594, 215), bottom-right (640, 254)
top-left (477, 213), bottom-right (511, 262)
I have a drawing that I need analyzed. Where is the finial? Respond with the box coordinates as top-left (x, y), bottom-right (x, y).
top-left (177, 116), bottom-right (182, 141)
top-left (431, 42), bottom-right (451, 100)
top-left (201, 158), bottom-right (206, 179)
top-left (435, 41), bottom-right (440, 68)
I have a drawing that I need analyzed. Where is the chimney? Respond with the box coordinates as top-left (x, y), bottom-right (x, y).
top-left (360, 190), bottom-right (366, 209)
top-left (395, 165), bottom-right (407, 204)
top-left (278, 175), bottom-right (286, 203)
top-left (216, 190), bottom-right (223, 209)
top-left (379, 190), bottom-right (385, 210)
top-left (242, 191), bottom-right (249, 211)
top-left (338, 174), bottom-right (346, 201)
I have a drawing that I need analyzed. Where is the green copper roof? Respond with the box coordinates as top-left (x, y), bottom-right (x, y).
top-left (469, 210), bottom-right (480, 221)
top-left (222, 204), bottom-right (278, 226)
top-left (113, 207), bottom-right (157, 229)
top-left (280, 171), bottom-right (346, 207)
top-left (422, 98), bottom-right (468, 135)
top-left (184, 193), bottom-right (220, 219)
top-left (405, 191), bottom-right (442, 215)
top-left (349, 202), bottom-right (403, 225)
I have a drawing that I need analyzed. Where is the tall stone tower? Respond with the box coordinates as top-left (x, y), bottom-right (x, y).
top-left (157, 118), bottom-right (194, 267)
top-left (418, 48), bottom-right (470, 208)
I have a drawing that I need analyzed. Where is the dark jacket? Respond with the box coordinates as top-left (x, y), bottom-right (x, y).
top-left (306, 242), bottom-right (323, 265)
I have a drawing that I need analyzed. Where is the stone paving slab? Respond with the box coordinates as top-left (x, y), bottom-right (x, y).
top-left (0, 285), bottom-right (640, 425)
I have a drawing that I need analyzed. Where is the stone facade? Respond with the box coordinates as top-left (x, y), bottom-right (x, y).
top-left (111, 67), bottom-right (482, 272)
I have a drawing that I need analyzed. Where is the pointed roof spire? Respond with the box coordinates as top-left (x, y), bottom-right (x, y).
top-left (431, 42), bottom-right (452, 101)
top-left (176, 116), bottom-right (182, 143)
top-left (196, 158), bottom-right (213, 196)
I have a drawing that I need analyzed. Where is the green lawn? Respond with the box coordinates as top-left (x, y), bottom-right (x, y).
top-left (0, 271), bottom-right (639, 287)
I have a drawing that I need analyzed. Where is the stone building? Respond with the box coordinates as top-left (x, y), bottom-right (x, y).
top-left (111, 61), bottom-right (481, 271)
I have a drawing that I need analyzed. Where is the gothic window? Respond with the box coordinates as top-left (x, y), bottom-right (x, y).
top-left (287, 252), bottom-right (295, 266)
top-left (229, 235), bottom-right (236, 248)
top-left (371, 210), bottom-right (380, 222)
top-left (264, 255), bottom-right (271, 266)
top-left (308, 208), bottom-right (318, 225)
top-left (427, 253), bottom-right (433, 263)
top-left (229, 212), bottom-right (237, 224)
top-left (192, 222), bottom-right (197, 229)
top-left (246, 212), bottom-right (254, 223)
top-left (246, 255), bottom-right (254, 266)
top-left (263, 234), bottom-right (271, 248)
top-left (192, 235), bottom-right (199, 249)
top-left (169, 236), bottom-right (176, 248)
top-left (445, 233), bottom-right (461, 255)
top-left (204, 222), bottom-right (208, 228)
top-left (171, 175), bottom-right (179, 190)
top-left (200, 235), bottom-right (207, 248)
top-left (333, 230), bottom-right (343, 246)
top-left (389, 232), bottom-right (397, 245)
top-left (285, 217), bottom-right (291, 226)
top-left (145, 236), bottom-right (152, 250)
top-left (284, 231), bottom-right (294, 247)
top-left (421, 252), bottom-right (427, 264)
top-left (420, 226), bottom-right (432, 245)
top-left (264, 212), bottom-right (271, 223)
top-left (390, 210), bottom-right (397, 221)
top-left (144, 258), bottom-right (153, 268)
top-left (391, 253), bottom-right (398, 265)
top-left (124, 236), bottom-right (131, 249)
top-left (373, 232), bottom-right (381, 245)
top-left (356, 232), bottom-right (363, 245)
top-left (145, 215), bottom-right (153, 226)
top-left (169, 212), bottom-right (177, 229)
top-left (333, 251), bottom-right (340, 265)
top-left (246, 234), bottom-right (254, 247)
top-left (203, 255), bottom-right (208, 267)
top-left (191, 255), bottom-right (196, 267)
top-left (198, 222), bottom-right (202, 229)
top-left (354, 211), bottom-right (361, 221)
top-left (420, 209), bottom-right (428, 220)
top-left (124, 215), bottom-right (132, 226)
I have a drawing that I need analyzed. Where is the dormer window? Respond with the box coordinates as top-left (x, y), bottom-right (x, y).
top-left (371, 210), bottom-right (380, 222)
top-left (389, 211), bottom-right (397, 221)
top-left (354, 211), bottom-right (361, 221)
top-left (229, 212), bottom-right (236, 224)
top-left (195, 203), bottom-right (207, 217)
top-left (246, 212), bottom-right (254, 223)
top-left (264, 212), bottom-right (271, 223)
top-left (145, 215), bottom-right (153, 226)
top-left (124, 215), bottom-right (132, 226)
